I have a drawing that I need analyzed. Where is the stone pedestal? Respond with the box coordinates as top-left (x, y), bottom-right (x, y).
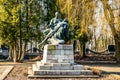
top-left (42, 45), bottom-right (74, 63)
top-left (29, 44), bottom-right (93, 76)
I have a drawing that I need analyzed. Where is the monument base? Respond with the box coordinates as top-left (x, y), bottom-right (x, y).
top-left (28, 44), bottom-right (95, 77)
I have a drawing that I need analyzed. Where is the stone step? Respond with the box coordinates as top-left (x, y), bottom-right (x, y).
top-left (36, 61), bottom-right (73, 66)
top-left (51, 63), bottom-right (71, 66)
top-left (36, 62), bottom-right (85, 70)
top-left (32, 64), bottom-right (93, 75)
top-left (28, 66), bottom-right (98, 78)
top-left (28, 74), bottom-right (99, 78)
top-left (73, 65), bottom-right (85, 70)
top-left (36, 64), bottom-right (52, 70)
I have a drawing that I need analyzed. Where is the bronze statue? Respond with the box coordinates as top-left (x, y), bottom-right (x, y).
top-left (38, 12), bottom-right (69, 46)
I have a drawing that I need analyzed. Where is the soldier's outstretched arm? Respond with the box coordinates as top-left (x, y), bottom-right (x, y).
top-left (38, 31), bottom-right (53, 46)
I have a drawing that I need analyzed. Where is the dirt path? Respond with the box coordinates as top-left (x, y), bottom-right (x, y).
top-left (85, 64), bottom-right (120, 74)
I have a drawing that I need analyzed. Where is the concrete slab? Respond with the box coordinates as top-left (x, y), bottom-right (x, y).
top-left (0, 66), bottom-right (14, 80)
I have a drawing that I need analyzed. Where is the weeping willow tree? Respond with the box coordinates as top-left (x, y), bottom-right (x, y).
top-left (91, 0), bottom-right (115, 51)
top-left (101, 0), bottom-right (120, 62)
top-left (56, 0), bottom-right (96, 57)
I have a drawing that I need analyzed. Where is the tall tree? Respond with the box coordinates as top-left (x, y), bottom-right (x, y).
top-left (101, 0), bottom-right (120, 62)
top-left (56, 0), bottom-right (95, 57)
top-left (44, 0), bottom-right (57, 21)
top-left (0, 0), bottom-right (20, 62)
top-left (0, 0), bottom-right (44, 62)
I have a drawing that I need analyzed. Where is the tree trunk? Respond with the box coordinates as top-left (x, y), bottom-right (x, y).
top-left (73, 40), bottom-right (77, 52)
top-left (94, 29), bottom-right (97, 51)
top-left (17, 40), bottom-right (22, 61)
top-left (13, 45), bottom-right (17, 62)
top-left (114, 36), bottom-right (120, 62)
top-left (20, 41), bottom-right (27, 62)
top-left (79, 40), bottom-right (86, 58)
top-left (7, 46), bottom-right (12, 60)
top-left (83, 44), bottom-right (86, 58)
top-left (101, 0), bottom-right (120, 62)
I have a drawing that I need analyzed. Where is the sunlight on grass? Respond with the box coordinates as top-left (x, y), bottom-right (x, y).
top-left (107, 74), bottom-right (120, 80)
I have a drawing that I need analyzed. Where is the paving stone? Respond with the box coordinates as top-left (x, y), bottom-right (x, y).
top-left (0, 66), bottom-right (14, 80)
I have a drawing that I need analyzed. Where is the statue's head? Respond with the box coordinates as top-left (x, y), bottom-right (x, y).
top-left (55, 12), bottom-right (59, 18)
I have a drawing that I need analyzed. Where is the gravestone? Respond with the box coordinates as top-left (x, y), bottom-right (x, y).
top-left (29, 44), bottom-right (93, 77)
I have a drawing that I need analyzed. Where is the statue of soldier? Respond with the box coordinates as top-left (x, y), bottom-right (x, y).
top-left (39, 19), bottom-right (69, 45)
top-left (38, 12), bottom-right (69, 46)
top-left (43, 12), bottom-right (62, 36)
top-left (48, 19), bottom-right (69, 44)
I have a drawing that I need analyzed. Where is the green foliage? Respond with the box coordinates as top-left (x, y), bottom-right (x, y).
top-left (0, 0), bottom-right (44, 44)
top-left (0, 0), bottom-right (45, 62)
top-left (55, 0), bottom-right (96, 57)
top-left (78, 33), bottom-right (89, 45)
top-left (44, 0), bottom-right (58, 21)
top-left (0, 0), bottom-right (19, 45)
